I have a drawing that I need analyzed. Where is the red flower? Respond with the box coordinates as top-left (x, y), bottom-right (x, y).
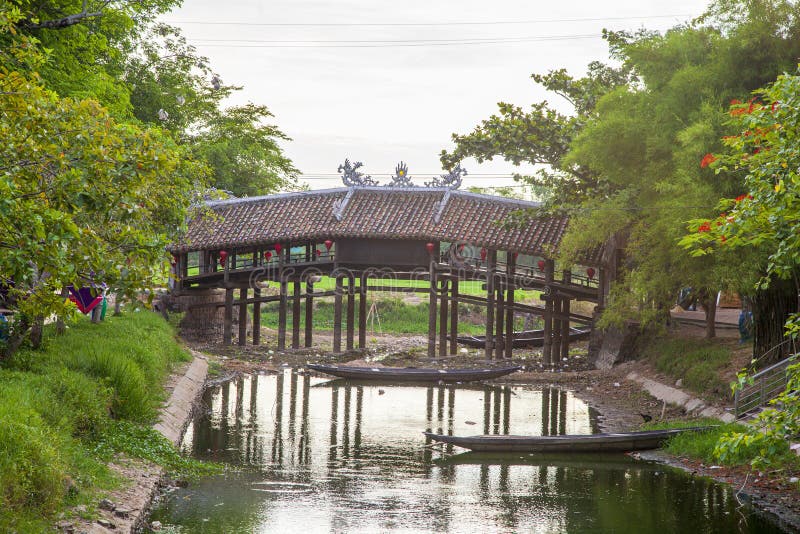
top-left (700, 153), bottom-right (717, 168)
top-left (720, 235), bottom-right (727, 243)
top-left (698, 222), bottom-right (711, 233)
top-left (730, 99), bottom-right (741, 105)
top-left (735, 194), bottom-right (753, 202)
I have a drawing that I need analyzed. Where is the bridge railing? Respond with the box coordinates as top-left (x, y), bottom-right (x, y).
top-left (734, 339), bottom-right (798, 418)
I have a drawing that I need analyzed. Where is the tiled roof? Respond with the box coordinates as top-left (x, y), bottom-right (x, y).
top-left (170, 187), bottom-right (594, 261)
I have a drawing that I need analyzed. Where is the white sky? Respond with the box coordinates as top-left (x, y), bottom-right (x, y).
top-left (163, 0), bottom-right (710, 192)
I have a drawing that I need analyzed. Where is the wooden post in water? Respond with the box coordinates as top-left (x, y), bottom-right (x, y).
top-left (561, 270), bottom-right (572, 361)
top-left (278, 273), bottom-right (287, 350)
top-left (439, 277), bottom-right (448, 358)
top-left (253, 286), bottom-right (261, 346)
top-left (358, 274), bottom-right (367, 349)
top-left (292, 280), bottom-right (301, 349)
top-left (333, 275), bottom-right (343, 353)
top-left (505, 253), bottom-right (516, 359)
top-left (346, 274), bottom-right (355, 351)
top-left (305, 278), bottom-right (313, 348)
top-left (238, 287), bottom-right (248, 346)
top-left (223, 286), bottom-right (233, 345)
top-left (427, 261), bottom-right (438, 358)
top-left (542, 259), bottom-right (554, 366)
top-left (495, 273), bottom-right (505, 360)
top-left (485, 250), bottom-right (497, 360)
top-left (450, 278), bottom-right (459, 355)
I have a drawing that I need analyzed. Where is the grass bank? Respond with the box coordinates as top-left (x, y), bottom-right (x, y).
top-left (0, 311), bottom-right (214, 532)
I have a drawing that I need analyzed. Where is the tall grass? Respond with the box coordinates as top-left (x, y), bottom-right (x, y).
top-left (0, 312), bottom-right (193, 530)
top-left (643, 337), bottom-right (734, 398)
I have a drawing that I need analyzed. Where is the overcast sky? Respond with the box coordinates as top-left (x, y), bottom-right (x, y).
top-left (163, 0), bottom-right (710, 192)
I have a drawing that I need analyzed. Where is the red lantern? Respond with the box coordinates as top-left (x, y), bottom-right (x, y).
top-left (219, 250), bottom-right (228, 267)
top-left (512, 252), bottom-right (519, 259)
top-left (425, 242), bottom-right (435, 255)
top-left (316, 249), bottom-right (322, 256)
top-left (537, 260), bottom-right (546, 272)
top-left (324, 239), bottom-right (333, 251)
top-left (264, 251), bottom-right (272, 260)
top-left (274, 243), bottom-right (282, 254)
top-left (586, 267), bottom-right (596, 279)
top-left (480, 248), bottom-right (488, 261)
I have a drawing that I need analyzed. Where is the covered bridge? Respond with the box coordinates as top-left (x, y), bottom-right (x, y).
top-left (168, 183), bottom-right (608, 363)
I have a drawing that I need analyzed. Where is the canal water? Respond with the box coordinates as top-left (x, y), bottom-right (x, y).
top-left (150, 370), bottom-right (783, 533)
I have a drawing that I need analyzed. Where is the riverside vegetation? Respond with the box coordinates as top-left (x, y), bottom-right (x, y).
top-left (0, 311), bottom-right (218, 533)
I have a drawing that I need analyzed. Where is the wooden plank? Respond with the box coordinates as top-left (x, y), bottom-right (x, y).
top-left (333, 276), bottom-right (343, 353)
top-left (505, 254), bottom-right (516, 359)
top-left (495, 281), bottom-right (504, 360)
top-left (238, 287), bottom-right (248, 346)
top-left (252, 287), bottom-right (261, 346)
top-left (292, 280), bottom-right (301, 349)
top-left (542, 259), bottom-right (554, 366)
top-left (561, 270), bottom-right (572, 361)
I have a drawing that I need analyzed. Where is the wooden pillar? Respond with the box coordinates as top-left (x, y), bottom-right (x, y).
top-left (346, 274), bottom-right (355, 351)
top-left (485, 250), bottom-right (496, 360)
top-left (439, 277), bottom-right (448, 358)
top-left (552, 296), bottom-right (562, 362)
top-left (278, 273), bottom-right (288, 350)
top-left (292, 280), bottom-right (301, 349)
top-left (333, 275), bottom-right (343, 353)
top-left (358, 275), bottom-right (367, 349)
top-left (505, 254), bottom-right (516, 359)
top-left (542, 259), bottom-right (554, 366)
top-left (495, 279), bottom-right (505, 360)
top-left (223, 287), bottom-right (234, 345)
top-left (238, 287), bottom-right (248, 346)
top-left (449, 278), bottom-right (459, 355)
top-left (305, 278), bottom-right (313, 348)
top-left (253, 287), bottom-right (261, 346)
top-left (560, 270), bottom-right (572, 361)
top-left (427, 262), bottom-right (438, 358)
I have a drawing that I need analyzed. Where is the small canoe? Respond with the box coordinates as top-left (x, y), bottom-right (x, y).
top-left (456, 326), bottom-right (591, 349)
top-left (424, 427), bottom-right (714, 453)
top-left (306, 363), bottom-right (522, 383)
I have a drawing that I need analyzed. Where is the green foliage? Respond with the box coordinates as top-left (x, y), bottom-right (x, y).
top-left (651, 421), bottom-right (749, 464)
top-left (0, 312), bottom-right (200, 527)
top-left (94, 421), bottom-right (221, 480)
top-left (644, 337), bottom-right (734, 397)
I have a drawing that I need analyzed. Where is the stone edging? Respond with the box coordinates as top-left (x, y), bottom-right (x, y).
top-left (78, 352), bottom-right (209, 533)
top-left (626, 371), bottom-right (736, 423)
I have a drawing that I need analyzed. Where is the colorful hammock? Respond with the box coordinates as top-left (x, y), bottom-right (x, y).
top-left (67, 285), bottom-right (104, 314)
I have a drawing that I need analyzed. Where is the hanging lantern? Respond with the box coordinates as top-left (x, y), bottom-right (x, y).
top-left (274, 243), bottom-right (283, 254)
top-left (324, 239), bottom-right (333, 251)
top-left (219, 250), bottom-right (228, 267)
top-left (512, 252), bottom-right (519, 260)
top-left (537, 260), bottom-right (546, 272)
top-left (425, 242), bottom-right (435, 255)
top-left (264, 251), bottom-right (272, 261)
top-left (480, 248), bottom-right (488, 261)
top-left (586, 267), bottom-right (596, 279)
top-left (316, 249), bottom-right (322, 256)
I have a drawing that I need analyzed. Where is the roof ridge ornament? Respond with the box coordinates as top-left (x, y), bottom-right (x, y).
top-left (338, 159), bottom-right (378, 187)
top-left (337, 159), bottom-right (464, 189)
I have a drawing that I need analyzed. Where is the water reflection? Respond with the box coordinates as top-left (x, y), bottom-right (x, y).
top-left (152, 370), bottom-right (782, 533)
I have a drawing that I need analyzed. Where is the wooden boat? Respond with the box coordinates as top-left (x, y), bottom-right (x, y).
top-left (456, 326), bottom-right (591, 349)
top-left (306, 363), bottom-right (522, 383)
top-left (423, 427), bottom-right (715, 453)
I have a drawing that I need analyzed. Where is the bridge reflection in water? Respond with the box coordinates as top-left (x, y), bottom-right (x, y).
top-left (156, 370), bottom-right (781, 534)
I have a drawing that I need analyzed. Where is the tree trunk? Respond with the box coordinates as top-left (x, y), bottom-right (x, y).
top-left (752, 276), bottom-right (797, 365)
top-left (697, 288), bottom-right (717, 339)
top-left (29, 316), bottom-right (44, 349)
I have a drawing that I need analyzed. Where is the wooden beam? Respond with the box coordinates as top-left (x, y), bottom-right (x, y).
top-left (485, 250), bottom-right (496, 360)
top-left (252, 287), bottom-right (261, 345)
top-left (542, 259), bottom-right (554, 366)
top-left (561, 270), bottom-right (572, 361)
top-left (305, 279), bottom-right (313, 348)
top-left (449, 278), bottom-right (459, 355)
top-left (427, 262), bottom-right (438, 358)
top-left (278, 275), bottom-right (288, 350)
top-left (238, 287), bottom-right (248, 346)
top-left (346, 274), bottom-right (355, 351)
top-left (223, 287), bottom-right (233, 345)
top-left (358, 276), bottom-right (367, 349)
top-left (292, 280), bottom-right (301, 349)
top-left (333, 275), bottom-right (343, 353)
top-left (495, 279), bottom-right (504, 360)
top-left (439, 278), bottom-right (448, 358)
top-left (505, 254), bottom-right (516, 359)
